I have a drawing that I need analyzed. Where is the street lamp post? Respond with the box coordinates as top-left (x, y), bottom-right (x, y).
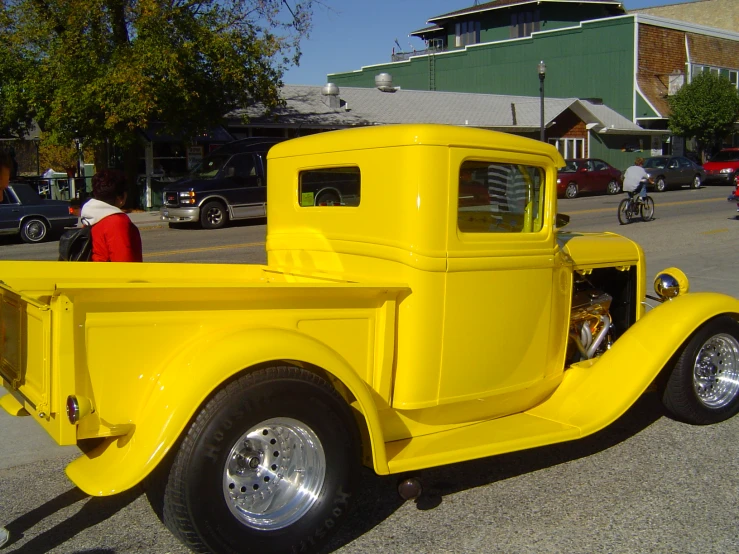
top-left (538, 61), bottom-right (546, 142)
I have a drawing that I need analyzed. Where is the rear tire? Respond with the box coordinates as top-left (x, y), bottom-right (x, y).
top-left (617, 198), bottom-right (632, 225)
top-left (607, 180), bottom-right (621, 195)
top-left (20, 217), bottom-right (49, 243)
top-left (200, 201), bottom-right (228, 230)
top-left (564, 183), bottom-right (578, 199)
top-left (158, 366), bottom-right (360, 554)
top-left (691, 174), bottom-right (701, 189)
top-left (662, 316), bottom-right (739, 425)
top-left (640, 196), bottom-right (655, 221)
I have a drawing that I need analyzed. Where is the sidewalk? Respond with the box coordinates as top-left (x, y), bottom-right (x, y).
top-left (127, 210), bottom-right (166, 229)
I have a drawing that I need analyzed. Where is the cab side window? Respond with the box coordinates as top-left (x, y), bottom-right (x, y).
top-left (458, 161), bottom-right (545, 233)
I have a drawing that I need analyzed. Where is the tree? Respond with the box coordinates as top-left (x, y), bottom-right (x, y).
top-left (0, 0), bottom-right (316, 199)
top-left (668, 72), bottom-right (739, 162)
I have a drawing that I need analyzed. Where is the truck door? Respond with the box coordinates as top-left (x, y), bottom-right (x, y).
top-left (439, 150), bottom-right (561, 408)
top-left (223, 153), bottom-right (265, 218)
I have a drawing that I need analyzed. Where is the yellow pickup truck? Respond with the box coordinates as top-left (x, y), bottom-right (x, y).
top-left (2, 124), bottom-right (738, 553)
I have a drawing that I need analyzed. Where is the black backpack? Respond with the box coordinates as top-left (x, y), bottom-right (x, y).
top-left (58, 224), bottom-right (92, 261)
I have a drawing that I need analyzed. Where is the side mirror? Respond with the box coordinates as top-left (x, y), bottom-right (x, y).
top-left (555, 213), bottom-right (570, 228)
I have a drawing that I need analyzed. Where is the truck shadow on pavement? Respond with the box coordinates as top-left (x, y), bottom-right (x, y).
top-left (322, 392), bottom-right (665, 553)
top-left (4, 486), bottom-right (136, 554)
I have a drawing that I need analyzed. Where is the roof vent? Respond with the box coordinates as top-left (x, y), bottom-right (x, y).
top-left (375, 72), bottom-right (397, 93)
top-left (321, 83), bottom-right (340, 96)
top-left (321, 83), bottom-right (341, 109)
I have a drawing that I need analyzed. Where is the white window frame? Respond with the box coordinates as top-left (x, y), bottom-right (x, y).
top-left (548, 138), bottom-right (585, 160)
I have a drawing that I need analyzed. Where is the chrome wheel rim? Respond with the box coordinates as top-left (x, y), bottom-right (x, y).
top-left (693, 176), bottom-right (701, 188)
top-left (223, 417), bottom-right (325, 531)
top-left (607, 180), bottom-right (619, 194)
top-left (205, 207), bottom-right (223, 226)
top-left (565, 184), bottom-right (577, 198)
top-left (692, 333), bottom-right (739, 409)
top-left (25, 220), bottom-right (46, 241)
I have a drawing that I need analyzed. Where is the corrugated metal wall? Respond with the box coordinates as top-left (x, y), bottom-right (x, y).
top-left (329, 17), bottom-right (636, 120)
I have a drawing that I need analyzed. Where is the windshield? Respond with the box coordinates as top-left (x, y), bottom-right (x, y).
top-left (189, 153), bottom-right (231, 179)
top-left (709, 150), bottom-right (739, 162)
top-left (644, 157), bottom-right (668, 169)
top-left (560, 160), bottom-right (579, 173)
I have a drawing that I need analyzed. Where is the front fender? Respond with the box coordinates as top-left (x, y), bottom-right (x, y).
top-left (528, 292), bottom-right (739, 435)
top-left (66, 327), bottom-right (388, 496)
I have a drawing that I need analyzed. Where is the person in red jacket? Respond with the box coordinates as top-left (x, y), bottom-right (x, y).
top-left (80, 169), bottom-right (143, 262)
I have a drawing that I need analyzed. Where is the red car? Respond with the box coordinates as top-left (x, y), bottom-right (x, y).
top-left (556, 158), bottom-right (622, 198)
top-left (703, 148), bottom-right (739, 185)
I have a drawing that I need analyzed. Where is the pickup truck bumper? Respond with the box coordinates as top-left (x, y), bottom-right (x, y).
top-left (160, 206), bottom-right (200, 223)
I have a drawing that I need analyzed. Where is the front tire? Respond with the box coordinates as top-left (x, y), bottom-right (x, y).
top-left (640, 196), bottom-right (655, 221)
top-left (20, 217), bottom-right (49, 243)
top-left (564, 182), bottom-right (578, 199)
top-left (663, 316), bottom-right (739, 425)
top-left (655, 176), bottom-right (667, 192)
top-left (200, 201), bottom-right (228, 229)
top-left (159, 366), bottom-right (360, 554)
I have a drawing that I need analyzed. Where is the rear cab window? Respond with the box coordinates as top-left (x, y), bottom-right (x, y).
top-left (299, 167), bottom-right (361, 207)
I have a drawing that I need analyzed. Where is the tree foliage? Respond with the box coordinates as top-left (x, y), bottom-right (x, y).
top-left (668, 72), bottom-right (739, 157)
top-left (0, 0), bottom-right (316, 146)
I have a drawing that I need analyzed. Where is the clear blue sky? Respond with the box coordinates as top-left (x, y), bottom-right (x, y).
top-left (282, 0), bottom-right (697, 85)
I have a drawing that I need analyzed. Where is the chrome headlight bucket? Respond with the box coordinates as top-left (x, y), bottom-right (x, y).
top-left (654, 267), bottom-right (690, 301)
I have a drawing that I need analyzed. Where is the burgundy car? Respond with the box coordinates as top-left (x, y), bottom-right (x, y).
top-left (556, 158), bottom-right (622, 199)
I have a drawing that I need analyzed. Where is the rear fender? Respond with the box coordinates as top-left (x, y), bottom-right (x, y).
top-left (65, 327), bottom-right (387, 496)
top-left (528, 292), bottom-right (739, 434)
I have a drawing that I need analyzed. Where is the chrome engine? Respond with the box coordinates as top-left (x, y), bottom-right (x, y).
top-left (568, 279), bottom-right (614, 363)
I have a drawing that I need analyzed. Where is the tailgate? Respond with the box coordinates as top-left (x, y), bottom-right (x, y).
top-left (0, 284), bottom-right (51, 414)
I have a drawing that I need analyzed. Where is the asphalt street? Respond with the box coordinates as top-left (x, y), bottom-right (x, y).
top-left (0, 184), bottom-right (737, 553)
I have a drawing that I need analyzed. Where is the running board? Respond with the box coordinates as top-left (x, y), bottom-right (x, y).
top-left (386, 412), bottom-right (580, 474)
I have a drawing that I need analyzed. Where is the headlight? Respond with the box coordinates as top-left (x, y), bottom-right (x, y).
top-left (719, 168), bottom-right (734, 174)
top-left (654, 267), bottom-right (690, 301)
top-left (179, 191), bottom-right (196, 204)
top-left (556, 178), bottom-right (561, 184)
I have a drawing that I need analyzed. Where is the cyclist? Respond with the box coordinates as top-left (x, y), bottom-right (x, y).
top-left (622, 157), bottom-right (653, 202)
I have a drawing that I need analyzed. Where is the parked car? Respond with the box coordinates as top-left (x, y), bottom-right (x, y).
top-left (556, 158), bottom-right (622, 198)
top-left (642, 156), bottom-right (705, 192)
top-left (703, 147), bottom-right (739, 185)
top-left (0, 182), bottom-right (77, 243)
top-left (160, 138), bottom-right (285, 229)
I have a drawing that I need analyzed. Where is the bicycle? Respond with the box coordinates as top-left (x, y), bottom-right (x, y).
top-left (618, 192), bottom-right (654, 224)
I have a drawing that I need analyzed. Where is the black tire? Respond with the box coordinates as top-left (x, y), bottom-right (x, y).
top-left (606, 180), bottom-right (621, 195)
top-left (20, 217), bottom-right (49, 243)
top-left (663, 316), bottom-right (739, 425)
top-left (315, 191), bottom-right (341, 206)
top-left (158, 366), bottom-right (360, 554)
top-left (655, 176), bottom-right (667, 192)
top-left (564, 182), bottom-right (578, 199)
top-left (640, 196), bottom-right (655, 221)
top-left (200, 200), bottom-right (228, 229)
top-left (690, 174), bottom-right (701, 189)
top-left (617, 198), bottom-right (632, 225)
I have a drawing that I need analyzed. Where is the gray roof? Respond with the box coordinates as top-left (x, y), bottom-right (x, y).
top-left (228, 85), bottom-right (655, 135)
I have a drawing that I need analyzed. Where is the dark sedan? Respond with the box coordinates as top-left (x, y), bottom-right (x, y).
top-left (0, 183), bottom-right (77, 243)
top-left (643, 156), bottom-right (705, 192)
top-left (556, 158), bottom-right (622, 198)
